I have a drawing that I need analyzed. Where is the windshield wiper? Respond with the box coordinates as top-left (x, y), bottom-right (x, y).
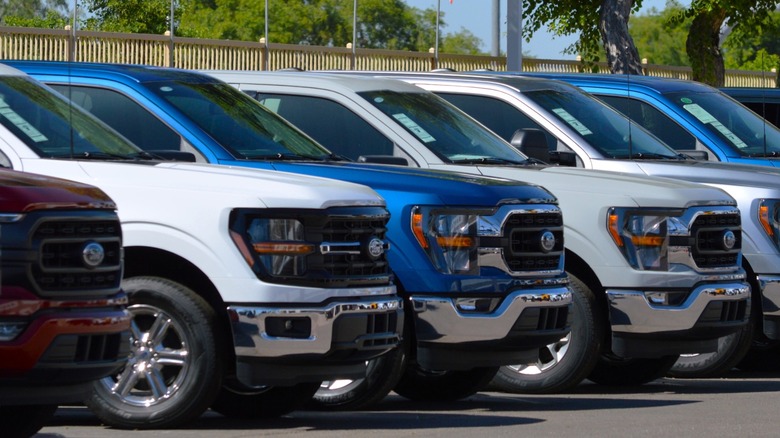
top-left (241, 152), bottom-right (327, 161)
top-left (50, 151), bottom-right (147, 161)
top-left (748, 151), bottom-right (780, 157)
top-left (450, 157), bottom-right (532, 165)
top-left (614, 152), bottom-right (683, 160)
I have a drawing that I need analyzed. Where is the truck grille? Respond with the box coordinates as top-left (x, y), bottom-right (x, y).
top-left (691, 212), bottom-right (741, 269)
top-left (32, 218), bottom-right (123, 295)
top-left (318, 215), bottom-right (390, 279)
top-left (503, 211), bottom-right (564, 272)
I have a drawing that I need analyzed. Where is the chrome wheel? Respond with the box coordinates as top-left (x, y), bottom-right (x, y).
top-left (508, 332), bottom-right (571, 375)
top-left (97, 303), bottom-right (190, 407)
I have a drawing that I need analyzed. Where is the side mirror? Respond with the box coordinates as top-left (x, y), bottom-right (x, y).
top-left (677, 149), bottom-right (709, 160)
top-left (549, 151), bottom-right (578, 167)
top-left (510, 128), bottom-right (549, 163)
top-left (149, 150), bottom-right (198, 162)
top-left (357, 155), bottom-right (409, 166)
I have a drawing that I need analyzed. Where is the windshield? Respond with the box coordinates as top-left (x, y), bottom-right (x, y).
top-left (144, 80), bottom-right (330, 159)
top-left (0, 76), bottom-right (141, 158)
top-left (665, 90), bottom-right (780, 157)
top-left (524, 88), bottom-right (680, 159)
top-left (358, 90), bottom-right (530, 164)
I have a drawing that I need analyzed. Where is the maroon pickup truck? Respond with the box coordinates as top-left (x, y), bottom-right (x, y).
top-left (0, 169), bottom-right (130, 437)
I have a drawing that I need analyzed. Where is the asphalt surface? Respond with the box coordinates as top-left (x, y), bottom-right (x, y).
top-left (37, 370), bottom-right (780, 437)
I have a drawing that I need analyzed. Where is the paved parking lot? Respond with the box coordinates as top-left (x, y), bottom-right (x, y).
top-left (37, 369), bottom-right (780, 438)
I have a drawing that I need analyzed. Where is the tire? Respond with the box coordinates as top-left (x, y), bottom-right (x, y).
top-left (668, 321), bottom-right (754, 378)
top-left (0, 405), bottom-right (57, 438)
top-left (587, 354), bottom-right (679, 386)
top-left (489, 274), bottom-right (603, 394)
top-left (393, 366), bottom-right (499, 402)
top-left (211, 380), bottom-right (321, 419)
top-left (310, 343), bottom-right (407, 410)
top-left (85, 276), bottom-right (223, 429)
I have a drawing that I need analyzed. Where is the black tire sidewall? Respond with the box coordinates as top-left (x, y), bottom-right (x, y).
top-left (85, 276), bottom-right (223, 429)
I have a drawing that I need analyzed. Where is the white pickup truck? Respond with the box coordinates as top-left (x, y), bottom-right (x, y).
top-left (205, 70), bottom-right (751, 396)
top-left (0, 65), bottom-right (403, 429)
top-left (379, 71), bottom-right (780, 380)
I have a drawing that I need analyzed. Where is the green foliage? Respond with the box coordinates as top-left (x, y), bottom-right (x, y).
top-left (722, 10), bottom-right (780, 72)
top-left (522, 0), bottom-right (608, 64)
top-left (629, 2), bottom-right (691, 66)
top-left (81, 0), bottom-right (178, 34)
top-left (1, 0), bottom-right (69, 27)
top-left (3, 9), bottom-right (69, 29)
top-left (440, 27), bottom-right (483, 55)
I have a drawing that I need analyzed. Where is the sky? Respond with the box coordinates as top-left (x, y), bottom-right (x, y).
top-left (401, 0), bottom-right (683, 60)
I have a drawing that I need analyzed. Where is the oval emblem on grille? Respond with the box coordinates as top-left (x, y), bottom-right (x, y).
top-left (722, 230), bottom-right (737, 250)
top-left (366, 237), bottom-right (385, 260)
top-left (82, 242), bottom-right (105, 268)
top-left (540, 230), bottom-right (556, 253)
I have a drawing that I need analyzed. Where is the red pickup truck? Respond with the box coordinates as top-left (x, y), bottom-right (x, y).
top-left (0, 169), bottom-right (130, 437)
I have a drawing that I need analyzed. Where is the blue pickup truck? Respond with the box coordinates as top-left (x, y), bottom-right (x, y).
top-left (522, 73), bottom-right (780, 166)
top-left (6, 61), bottom-right (574, 412)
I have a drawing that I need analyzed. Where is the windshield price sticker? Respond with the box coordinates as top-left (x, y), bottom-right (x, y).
top-left (0, 97), bottom-right (48, 143)
top-left (682, 103), bottom-right (718, 124)
top-left (393, 113), bottom-right (435, 143)
top-left (710, 121), bottom-right (749, 149)
top-left (552, 108), bottom-right (593, 136)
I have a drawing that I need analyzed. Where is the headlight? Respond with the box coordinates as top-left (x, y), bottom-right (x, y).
top-left (0, 321), bottom-right (26, 341)
top-left (412, 206), bottom-right (478, 275)
top-left (231, 217), bottom-right (314, 277)
top-left (759, 199), bottom-right (780, 249)
top-left (608, 208), bottom-right (669, 270)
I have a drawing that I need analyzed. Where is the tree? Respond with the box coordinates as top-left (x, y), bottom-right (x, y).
top-left (670, 0), bottom-right (778, 86)
top-left (440, 27), bottom-right (483, 55)
top-left (722, 10), bottom-right (780, 72)
top-left (80, 0), bottom-right (179, 34)
top-left (629, 3), bottom-right (691, 67)
top-left (522, 0), bottom-right (646, 74)
top-left (1, 0), bottom-right (69, 27)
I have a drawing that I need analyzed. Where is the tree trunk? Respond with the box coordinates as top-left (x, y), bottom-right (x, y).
top-left (599, 0), bottom-right (643, 75)
top-left (686, 6), bottom-right (727, 87)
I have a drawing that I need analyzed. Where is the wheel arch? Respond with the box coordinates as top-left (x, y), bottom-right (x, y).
top-left (123, 246), bottom-right (234, 365)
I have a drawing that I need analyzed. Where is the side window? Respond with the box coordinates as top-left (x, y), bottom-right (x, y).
top-left (48, 84), bottom-right (182, 151)
top-left (597, 94), bottom-right (697, 151)
top-left (742, 101), bottom-right (780, 128)
top-left (436, 92), bottom-right (556, 150)
top-left (252, 93), bottom-right (394, 161)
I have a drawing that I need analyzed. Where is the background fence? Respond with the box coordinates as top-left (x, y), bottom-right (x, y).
top-left (0, 25), bottom-right (776, 87)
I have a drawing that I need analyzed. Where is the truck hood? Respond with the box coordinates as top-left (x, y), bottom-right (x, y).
top-left (599, 159), bottom-right (780, 192)
top-left (0, 168), bottom-right (115, 212)
top-left (21, 160), bottom-right (386, 210)
top-left (270, 161), bottom-right (558, 206)
top-left (475, 165), bottom-right (736, 208)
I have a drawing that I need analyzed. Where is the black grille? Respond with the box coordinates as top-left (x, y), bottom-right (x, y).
top-left (362, 312), bottom-right (400, 348)
top-left (697, 300), bottom-right (748, 324)
top-left (32, 218), bottom-right (122, 295)
top-left (536, 306), bottom-right (569, 330)
top-left (691, 213), bottom-right (741, 269)
top-left (318, 215), bottom-right (390, 278)
top-left (41, 332), bottom-right (128, 364)
top-left (503, 212), bottom-right (564, 272)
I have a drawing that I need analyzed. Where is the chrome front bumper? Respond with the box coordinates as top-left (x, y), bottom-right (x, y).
top-left (228, 296), bottom-right (403, 358)
top-left (606, 281), bottom-right (750, 335)
top-left (411, 285), bottom-right (572, 344)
